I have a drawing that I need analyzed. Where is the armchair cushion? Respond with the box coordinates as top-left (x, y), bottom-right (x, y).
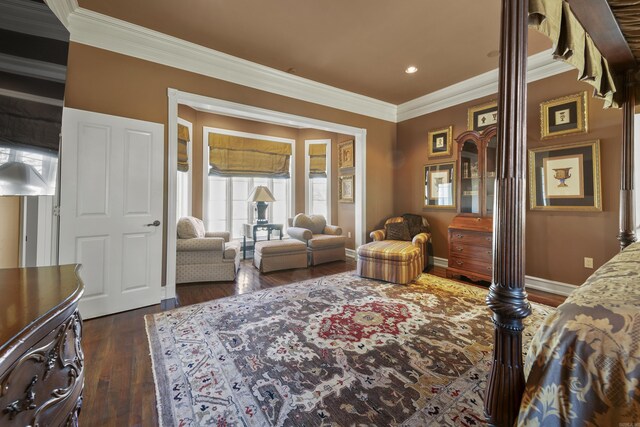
top-left (288, 226), bottom-right (313, 242)
top-left (402, 213), bottom-right (431, 236)
top-left (293, 213), bottom-right (326, 235)
top-left (323, 224), bottom-right (343, 235)
top-left (307, 234), bottom-right (347, 249)
top-left (177, 216), bottom-right (205, 238)
top-left (176, 237), bottom-right (225, 252)
top-left (385, 221), bottom-right (411, 241)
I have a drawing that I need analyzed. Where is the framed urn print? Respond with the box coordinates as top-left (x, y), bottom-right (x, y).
top-left (338, 140), bottom-right (354, 170)
top-left (540, 91), bottom-right (588, 139)
top-left (427, 126), bottom-right (452, 158)
top-left (424, 162), bottom-right (456, 209)
top-left (528, 140), bottom-right (601, 211)
top-left (468, 101), bottom-right (498, 131)
top-left (339, 175), bottom-right (354, 203)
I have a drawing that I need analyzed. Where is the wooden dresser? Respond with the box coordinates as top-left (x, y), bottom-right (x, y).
top-left (447, 216), bottom-right (493, 282)
top-left (0, 265), bottom-right (84, 426)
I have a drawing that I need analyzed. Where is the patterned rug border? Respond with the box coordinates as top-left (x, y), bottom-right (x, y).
top-left (145, 271), bottom-right (554, 426)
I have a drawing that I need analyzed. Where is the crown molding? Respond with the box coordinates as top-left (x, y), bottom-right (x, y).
top-left (0, 88), bottom-right (63, 106)
top-left (44, 0), bottom-right (78, 29)
top-left (0, 0), bottom-right (69, 41)
top-left (66, 7), bottom-right (397, 122)
top-left (0, 53), bottom-right (67, 82)
top-left (396, 50), bottom-right (574, 122)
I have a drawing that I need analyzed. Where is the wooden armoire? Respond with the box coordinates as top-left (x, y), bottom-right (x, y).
top-left (446, 126), bottom-right (497, 282)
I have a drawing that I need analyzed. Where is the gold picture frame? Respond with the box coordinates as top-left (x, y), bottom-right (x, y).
top-left (427, 126), bottom-right (453, 158)
top-left (540, 91), bottom-right (588, 139)
top-left (467, 101), bottom-right (498, 131)
top-left (338, 175), bottom-right (354, 203)
top-left (338, 140), bottom-right (354, 170)
top-left (528, 140), bottom-right (601, 211)
top-left (424, 162), bottom-right (456, 209)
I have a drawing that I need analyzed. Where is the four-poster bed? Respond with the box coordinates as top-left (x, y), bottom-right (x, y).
top-left (487, 0), bottom-right (637, 425)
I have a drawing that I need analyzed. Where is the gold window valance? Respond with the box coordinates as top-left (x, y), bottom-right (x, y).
top-left (177, 123), bottom-right (190, 172)
top-left (529, 0), bottom-right (620, 108)
top-left (208, 133), bottom-right (292, 178)
top-left (309, 144), bottom-right (327, 178)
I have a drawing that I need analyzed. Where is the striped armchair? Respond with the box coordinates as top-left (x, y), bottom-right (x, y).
top-left (356, 215), bottom-right (431, 284)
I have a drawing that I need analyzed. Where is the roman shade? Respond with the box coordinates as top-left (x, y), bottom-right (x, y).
top-left (208, 134), bottom-right (291, 178)
top-left (308, 144), bottom-right (327, 178)
top-left (177, 124), bottom-right (190, 172)
top-left (529, 0), bottom-right (620, 108)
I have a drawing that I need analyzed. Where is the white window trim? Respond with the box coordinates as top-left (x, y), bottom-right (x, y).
top-left (167, 89), bottom-right (366, 302)
top-left (304, 139), bottom-right (332, 224)
top-left (177, 117), bottom-right (192, 217)
top-left (202, 126), bottom-right (295, 235)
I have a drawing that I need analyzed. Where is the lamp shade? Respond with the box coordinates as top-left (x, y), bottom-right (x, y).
top-left (248, 185), bottom-right (276, 203)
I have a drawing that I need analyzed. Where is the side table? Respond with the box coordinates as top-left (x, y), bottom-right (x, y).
top-left (242, 223), bottom-right (284, 259)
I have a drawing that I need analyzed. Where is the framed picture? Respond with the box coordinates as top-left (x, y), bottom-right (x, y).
top-left (540, 91), bottom-right (588, 139)
top-left (468, 101), bottom-right (498, 131)
top-left (338, 140), bottom-right (354, 170)
top-left (339, 175), bottom-right (354, 203)
top-left (528, 140), bottom-right (601, 211)
top-left (424, 162), bottom-right (456, 209)
top-left (428, 126), bottom-right (453, 158)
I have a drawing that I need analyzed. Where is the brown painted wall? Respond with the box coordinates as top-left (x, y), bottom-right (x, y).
top-left (0, 196), bottom-right (21, 268)
top-left (396, 71), bottom-right (622, 285)
top-left (65, 43), bottom-right (395, 282)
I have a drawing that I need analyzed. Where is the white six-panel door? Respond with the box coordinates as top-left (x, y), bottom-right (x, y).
top-left (59, 108), bottom-right (164, 319)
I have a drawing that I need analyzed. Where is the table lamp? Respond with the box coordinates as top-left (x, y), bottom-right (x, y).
top-left (248, 185), bottom-right (276, 224)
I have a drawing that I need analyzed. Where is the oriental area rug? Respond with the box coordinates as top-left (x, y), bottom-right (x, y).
top-left (145, 272), bottom-right (554, 426)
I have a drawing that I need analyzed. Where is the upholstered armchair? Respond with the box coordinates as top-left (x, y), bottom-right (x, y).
top-left (357, 214), bottom-right (431, 284)
top-left (287, 213), bottom-right (346, 265)
top-left (176, 216), bottom-right (241, 283)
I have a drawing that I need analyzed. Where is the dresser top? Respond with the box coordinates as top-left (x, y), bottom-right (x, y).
top-left (0, 265), bottom-right (83, 354)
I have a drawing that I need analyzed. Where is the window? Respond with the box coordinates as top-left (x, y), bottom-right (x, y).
top-left (203, 128), bottom-right (294, 239)
top-left (305, 139), bottom-right (331, 222)
top-left (176, 118), bottom-right (192, 220)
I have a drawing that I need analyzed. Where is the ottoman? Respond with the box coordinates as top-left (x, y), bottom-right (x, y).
top-left (356, 240), bottom-right (422, 284)
top-left (253, 240), bottom-right (308, 273)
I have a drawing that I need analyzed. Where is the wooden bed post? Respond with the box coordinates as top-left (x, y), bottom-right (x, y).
top-left (484, 0), bottom-right (532, 425)
top-left (618, 70), bottom-right (636, 251)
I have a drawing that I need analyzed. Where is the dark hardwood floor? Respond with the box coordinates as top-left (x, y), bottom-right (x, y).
top-left (79, 259), bottom-right (566, 426)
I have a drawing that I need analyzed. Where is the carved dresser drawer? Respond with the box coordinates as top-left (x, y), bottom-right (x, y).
top-left (0, 265), bottom-right (84, 427)
top-left (447, 216), bottom-right (493, 282)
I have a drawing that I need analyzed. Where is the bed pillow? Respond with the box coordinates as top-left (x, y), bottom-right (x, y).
top-left (385, 221), bottom-right (411, 241)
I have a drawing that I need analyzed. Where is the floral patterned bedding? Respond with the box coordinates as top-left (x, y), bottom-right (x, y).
top-left (518, 242), bottom-right (640, 426)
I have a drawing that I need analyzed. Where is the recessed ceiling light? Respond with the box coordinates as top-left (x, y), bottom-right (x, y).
top-left (405, 66), bottom-right (418, 74)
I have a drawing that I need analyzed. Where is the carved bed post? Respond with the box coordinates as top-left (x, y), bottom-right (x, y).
top-left (618, 70), bottom-right (636, 251)
top-left (484, 0), bottom-right (532, 425)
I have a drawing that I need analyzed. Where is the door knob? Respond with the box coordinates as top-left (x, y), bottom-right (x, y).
top-left (145, 220), bottom-right (161, 227)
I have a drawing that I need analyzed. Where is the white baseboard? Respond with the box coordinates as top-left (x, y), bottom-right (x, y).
top-left (433, 256), bottom-right (576, 296)
top-left (345, 248), bottom-right (357, 259)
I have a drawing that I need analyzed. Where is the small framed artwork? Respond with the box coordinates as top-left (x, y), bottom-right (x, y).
top-left (528, 140), bottom-right (601, 211)
top-left (468, 101), bottom-right (498, 131)
top-left (424, 162), bottom-right (456, 209)
top-left (338, 140), bottom-right (354, 170)
top-left (428, 126), bottom-right (453, 158)
top-left (339, 175), bottom-right (354, 203)
top-left (540, 91), bottom-right (588, 139)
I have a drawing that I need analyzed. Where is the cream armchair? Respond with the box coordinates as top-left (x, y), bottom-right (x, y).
top-left (176, 216), bottom-right (241, 283)
top-left (287, 213), bottom-right (346, 265)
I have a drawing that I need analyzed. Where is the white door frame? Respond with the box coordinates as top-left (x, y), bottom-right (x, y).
top-left (166, 88), bottom-right (367, 301)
